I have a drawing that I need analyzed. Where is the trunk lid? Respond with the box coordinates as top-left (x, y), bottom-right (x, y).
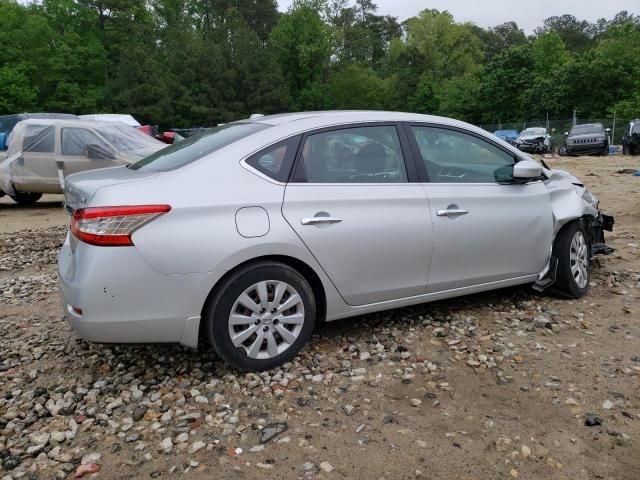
top-left (64, 166), bottom-right (162, 210)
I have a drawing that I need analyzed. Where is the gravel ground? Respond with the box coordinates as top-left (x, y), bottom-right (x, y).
top-left (1, 155), bottom-right (639, 480)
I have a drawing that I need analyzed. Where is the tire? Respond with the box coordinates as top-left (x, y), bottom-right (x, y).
top-left (558, 145), bottom-right (567, 156)
top-left (9, 192), bottom-right (42, 205)
top-left (622, 142), bottom-right (629, 155)
top-left (203, 261), bottom-right (317, 371)
top-left (550, 222), bottom-right (590, 299)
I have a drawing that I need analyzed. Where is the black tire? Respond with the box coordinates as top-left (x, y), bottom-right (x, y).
top-left (558, 145), bottom-right (567, 156)
top-left (9, 192), bottom-right (42, 205)
top-left (203, 261), bottom-right (317, 371)
top-left (622, 142), bottom-right (629, 155)
top-left (550, 222), bottom-right (590, 299)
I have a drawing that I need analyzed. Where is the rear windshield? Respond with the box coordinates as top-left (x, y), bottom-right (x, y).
top-left (570, 124), bottom-right (604, 135)
top-left (129, 122), bottom-right (270, 171)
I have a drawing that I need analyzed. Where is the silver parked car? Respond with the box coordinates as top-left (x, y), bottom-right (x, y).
top-left (58, 111), bottom-right (614, 371)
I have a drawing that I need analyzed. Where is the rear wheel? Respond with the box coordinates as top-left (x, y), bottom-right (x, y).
top-left (550, 222), bottom-right (590, 299)
top-left (9, 192), bottom-right (42, 205)
top-left (203, 261), bottom-right (316, 371)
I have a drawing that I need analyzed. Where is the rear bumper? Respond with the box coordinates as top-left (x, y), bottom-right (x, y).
top-left (57, 233), bottom-right (223, 348)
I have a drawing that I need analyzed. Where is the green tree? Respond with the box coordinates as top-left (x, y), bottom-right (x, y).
top-left (532, 31), bottom-right (570, 76)
top-left (270, 1), bottom-right (331, 109)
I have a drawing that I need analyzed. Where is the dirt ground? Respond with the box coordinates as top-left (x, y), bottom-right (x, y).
top-left (0, 154), bottom-right (639, 480)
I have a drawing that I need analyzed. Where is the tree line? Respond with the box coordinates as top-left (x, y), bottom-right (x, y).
top-left (1, 0), bottom-right (639, 129)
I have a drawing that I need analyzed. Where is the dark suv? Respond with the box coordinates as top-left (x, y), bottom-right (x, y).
top-left (622, 119), bottom-right (640, 156)
top-left (563, 123), bottom-right (609, 156)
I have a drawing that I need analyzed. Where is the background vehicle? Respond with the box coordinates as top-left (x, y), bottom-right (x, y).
top-left (0, 113), bottom-right (78, 151)
top-left (493, 129), bottom-right (518, 145)
top-left (514, 127), bottom-right (553, 153)
top-left (563, 123), bottom-right (609, 156)
top-left (622, 119), bottom-right (640, 155)
top-left (58, 111), bottom-right (613, 371)
top-left (0, 119), bottom-right (165, 204)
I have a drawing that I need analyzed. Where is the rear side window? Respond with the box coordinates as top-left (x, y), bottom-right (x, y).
top-left (245, 136), bottom-right (300, 182)
top-left (130, 122), bottom-right (270, 171)
top-left (24, 125), bottom-right (55, 153)
top-left (293, 125), bottom-right (408, 183)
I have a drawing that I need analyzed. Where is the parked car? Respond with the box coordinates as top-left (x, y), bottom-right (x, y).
top-left (514, 127), bottom-right (553, 153)
top-left (0, 113), bottom-right (79, 151)
top-left (562, 123), bottom-right (609, 156)
top-left (622, 119), bottom-right (640, 155)
top-left (0, 119), bottom-right (166, 204)
top-left (493, 129), bottom-right (518, 145)
top-left (58, 111), bottom-right (614, 371)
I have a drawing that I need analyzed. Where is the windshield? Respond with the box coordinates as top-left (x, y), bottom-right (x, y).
top-left (129, 122), bottom-right (270, 171)
top-left (519, 128), bottom-right (546, 137)
top-left (570, 124), bottom-right (604, 135)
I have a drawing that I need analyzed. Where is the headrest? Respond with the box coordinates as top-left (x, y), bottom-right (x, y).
top-left (355, 143), bottom-right (386, 175)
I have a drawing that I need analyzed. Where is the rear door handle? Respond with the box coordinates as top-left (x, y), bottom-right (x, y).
top-left (436, 209), bottom-right (469, 217)
top-left (301, 217), bottom-right (342, 225)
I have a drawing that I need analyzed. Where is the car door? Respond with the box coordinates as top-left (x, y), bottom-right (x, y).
top-left (59, 127), bottom-right (118, 178)
top-left (406, 124), bottom-right (554, 292)
top-left (282, 124), bottom-right (433, 306)
top-left (12, 124), bottom-right (59, 193)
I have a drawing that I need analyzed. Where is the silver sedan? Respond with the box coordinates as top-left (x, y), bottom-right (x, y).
top-left (58, 111), bottom-right (613, 371)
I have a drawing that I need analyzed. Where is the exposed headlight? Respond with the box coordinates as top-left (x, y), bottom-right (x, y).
top-left (582, 189), bottom-right (598, 208)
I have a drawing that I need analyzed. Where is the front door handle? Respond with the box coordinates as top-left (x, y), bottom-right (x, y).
top-left (436, 209), bottom-right (469, 217)
top-left (301, 216), bottom-right (342, 225)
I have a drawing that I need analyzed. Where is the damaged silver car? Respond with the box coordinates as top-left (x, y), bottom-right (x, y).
top-left (58, 111), bottom-right (613, 371)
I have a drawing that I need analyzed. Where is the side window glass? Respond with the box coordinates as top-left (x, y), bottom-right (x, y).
top-left (23, 125), bottom-right (55, 153)
top-left (245, 136), bottom-right (300, 182)
top-left (62, 128), bottom-right (107, 156)
top-left (411, 126), bottom-right (515, 183)
top-left (294, 126), bottom-right (407, 183)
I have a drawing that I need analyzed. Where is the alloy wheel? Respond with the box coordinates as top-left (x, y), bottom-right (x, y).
top-left (569, 231), bottom-right (589, 289)
top-left (228, 280), bottom-right (305, 360)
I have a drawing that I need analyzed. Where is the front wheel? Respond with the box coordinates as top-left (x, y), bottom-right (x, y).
top-left (550, 222), bottom-right (590, 299)
top-left (622, 142), bottom-right (629, 155)
top-left (558, 144), bottom-right (567, 156)
top-left (9, 192), bottom-right (42, 205)
top-left (203, 261), bottom-right (316, 371)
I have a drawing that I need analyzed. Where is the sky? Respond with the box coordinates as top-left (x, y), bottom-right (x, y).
top-left (277, 0), bottom-right (639, 34)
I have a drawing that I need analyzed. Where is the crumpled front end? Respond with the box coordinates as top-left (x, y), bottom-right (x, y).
top-left (533, 167), bottom-right (614, 290)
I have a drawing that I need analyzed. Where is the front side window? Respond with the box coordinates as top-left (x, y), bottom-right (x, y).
top-left (62, 128), bottom-right (109, 156)
top-left (411, 126), bottom-right (515, 183)
top-left (23, 125), bottom-right (55, 153)
top-left (294, 125), bottom-right (407, 183)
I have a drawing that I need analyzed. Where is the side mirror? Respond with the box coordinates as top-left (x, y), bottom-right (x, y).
top-left (513, 159), bottom-right (543, 181)
top-left (87, 143), bottom-right (115, 160)
top-left (564, 132), bottom-right (569, 136)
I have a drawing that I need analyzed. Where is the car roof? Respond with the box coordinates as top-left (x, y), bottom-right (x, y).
top-left (571, 123), bottom-right (603, 128)
top-left (249, 110), bottom-right (476, 129)
top-left (16, 118), bottom-right (132, 129)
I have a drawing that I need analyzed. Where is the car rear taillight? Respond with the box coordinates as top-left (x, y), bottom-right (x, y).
top-left (71, 205), bottom-right (171, 246)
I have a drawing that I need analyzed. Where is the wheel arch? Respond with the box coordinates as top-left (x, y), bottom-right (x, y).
top-left (198, 254), bottom-right (327, 345)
